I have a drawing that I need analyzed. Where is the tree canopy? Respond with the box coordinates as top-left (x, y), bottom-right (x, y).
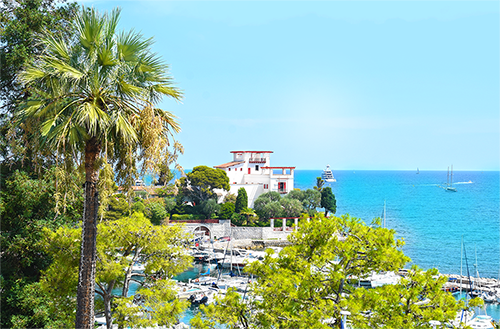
top-left (0, 169), bottom-right (82, 328)
top-left (16, 6), bottom-right (183, 328)
top-left (321, 186), bottom-right (336, 216)
top-left (179, 166), bottom-right (230, 205)
top-left (41, 212), bottom-right (192, 329)
top-left (235, 187), bottom-right (248, 213)
top-left (192, 213), bottom-right (474, 328)
top-left (285, 189), bottom-right (321, 216)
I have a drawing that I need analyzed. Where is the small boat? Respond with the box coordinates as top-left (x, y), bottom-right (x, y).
top-left (448, 310), bottom-right (475, 328)
top-left (321, 165), bottom-right (336, 183)
top-left (467, 315), bottom-right (495, 329)
top-left (357, 271), bottom-right (401, 288)
top-left (416, 168), bottom-right (420, 174)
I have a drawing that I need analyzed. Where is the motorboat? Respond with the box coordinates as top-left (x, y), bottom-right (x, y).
top-left (467, 315), bottom-right (495, 329)
top-left (321, 165), bottom-right (336, 183)
top-left (358, 271), bottom-right (401, 288)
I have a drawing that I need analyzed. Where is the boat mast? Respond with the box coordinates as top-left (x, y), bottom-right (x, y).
top-left (383, 200), bottom-right (386, 229)
top-left (450, 165), bottom-right (454, 187)
top-left (460, 236), bottom-right (463, 295)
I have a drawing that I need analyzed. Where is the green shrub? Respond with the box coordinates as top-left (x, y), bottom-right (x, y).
top-left (171, 214), bottom-right (193, 220)
top-left (219, 202), bottom-right (235, 219)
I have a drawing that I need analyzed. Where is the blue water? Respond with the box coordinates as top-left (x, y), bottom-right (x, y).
top-left (140, 170), bottom-right (500, 323)
top-left (295, 170), bottom-right (500, 279)
top-left (295, 170), bottom-right (500, 322)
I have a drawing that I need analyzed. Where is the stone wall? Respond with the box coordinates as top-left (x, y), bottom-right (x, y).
top-left (175, 218), bottom-right (297, 241)
top-left (230, 226), bottom-right (293, 240)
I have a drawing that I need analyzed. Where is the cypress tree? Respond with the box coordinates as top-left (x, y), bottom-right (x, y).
top-left (235, 187), bottom-right (248, 213)
top-left (321, 187), bottom-right (336, 217)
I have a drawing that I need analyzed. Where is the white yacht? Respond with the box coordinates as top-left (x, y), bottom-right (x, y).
top-left (321, 165), bottom-right (336, 182)
top-left (467, 315), bottom-right (495, 329)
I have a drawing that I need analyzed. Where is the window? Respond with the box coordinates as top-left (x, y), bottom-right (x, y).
top-left (228, 168), bottom-right (231, 171)
top-left (255, 165), bottom-right (259, 171)
top-left (240, 168), bottom-right (242, 171)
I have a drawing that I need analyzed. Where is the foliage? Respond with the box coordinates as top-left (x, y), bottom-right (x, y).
top-left (191, 213), bottom-right (465, 328)
top-left (171, 214), bottom-right (194, 220)
top-left (219, 202), bottom-right (235, 219)
top-left (103, 194), bottom-right (130, 221)
top-left (16, 6), bottom-right (183, 326)
top-left (201, 199), bottom-right (220, 219)
top-left (163, 197), bottom-right (177, 215)
top-left (0, 170), bottom-right (81, 279)
top-left (279, 198), bottom-right (303, 218)
top-left (131, 199), bottom-right (146, 213)
top-left (239, 207), bottom-right (258, 226)
top-left (156, 184), bottom-right (177, 197)
top-left (253, 191), bottom-right (283, 220)
top-left (223, 192), bottom-right (237, 204)
top-left (314, 177), bottom-right (325, 191)
top-left (179, 166), bottom-right (230, 205)
top-left (285, 189), bottom-right (321, 216)
top-left (0, 0), bottom-right (78, 170)
top-left (235, 187), bottom-right (248, 213)
top-left (144, 198), bottom-right (168, 225)
top-left (349, 266), bottom-right (480, 328)
top-left (41, 213), bottom-right (192, 328)
top-left (230, 212), bottom-right (246, 226)
top-left (0, 169), bottom-right (82, 328)
top-left (253, 199), bottom-right (283, 221)
top-left (320, 187), bottom-right (337, 216)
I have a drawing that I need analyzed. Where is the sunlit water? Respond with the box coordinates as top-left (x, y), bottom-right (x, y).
top-left (137, 170), bottom-right (500, 323)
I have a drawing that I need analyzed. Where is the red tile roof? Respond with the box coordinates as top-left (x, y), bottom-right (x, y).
top-left (214, 161), bottom-right (243, 169)
top-left (230, 151), bottom-right (273, 153)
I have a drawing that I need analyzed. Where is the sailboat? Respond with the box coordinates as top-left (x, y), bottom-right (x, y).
top-left (445, 165), bottom-right (457, 192)
top-left (416, 168), bottom-right (420, 174)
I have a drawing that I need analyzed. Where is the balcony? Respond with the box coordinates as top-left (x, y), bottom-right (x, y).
top-left (249, 158), bottom-right (267, 163)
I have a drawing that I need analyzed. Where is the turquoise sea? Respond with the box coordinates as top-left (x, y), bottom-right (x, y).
top-left (294, 170), bottom-right (500, 279)
top-left (295, 170), bottom-right (500, 322)
top-left (141, 170), bottom-right (500, 322)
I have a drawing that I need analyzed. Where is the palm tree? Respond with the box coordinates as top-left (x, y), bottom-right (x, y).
top-left (240, 207), bottom-right (257, 226)
top-left (18, 7), bottom-right (182, 329)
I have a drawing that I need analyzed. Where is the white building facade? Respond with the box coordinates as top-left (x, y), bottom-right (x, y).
top-left (214, 151), bottom-right (295, 207)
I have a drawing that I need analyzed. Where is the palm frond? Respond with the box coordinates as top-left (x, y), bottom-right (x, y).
top-left (17, 5), bottom-right (181, 169)
top-left (97, 46), bottom-right (117, 67)
top-left (152, 84), bottom-right (183, 100)
top-left (117, 30), bottom-right (154, 62)
top-left (43, 34), bottom-right (71, 61)
top-left (41, 117), bottom-right (58, 136)
top-left (76, 102), bottom-right (111, 137)
top-left (44, 56), bottom-right (84, 80)
top-left (19, 67), bottom-right (47, 83)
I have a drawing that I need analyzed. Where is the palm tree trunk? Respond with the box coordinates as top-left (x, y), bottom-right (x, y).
top-left (76, 137), bottom-right (101, 329)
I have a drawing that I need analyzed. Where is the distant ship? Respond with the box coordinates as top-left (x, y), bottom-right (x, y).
top-left (445, 165), bottom-right (457, 192)
top-left (321, 165), bottom-right (336, 182)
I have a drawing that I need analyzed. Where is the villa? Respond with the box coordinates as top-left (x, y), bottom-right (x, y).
top-left (214, 151), bottom-right (295, 207)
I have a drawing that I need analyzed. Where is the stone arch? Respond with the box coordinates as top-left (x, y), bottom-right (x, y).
top-left (193, 225), bottom-right (211, 239)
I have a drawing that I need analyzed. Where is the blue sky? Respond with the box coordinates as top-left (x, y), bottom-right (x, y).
top-left (82, 1), bottom-right (499, 171)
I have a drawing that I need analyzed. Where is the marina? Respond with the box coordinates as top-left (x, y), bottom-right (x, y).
top-left (110, 169), bottom-right (500, 327)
